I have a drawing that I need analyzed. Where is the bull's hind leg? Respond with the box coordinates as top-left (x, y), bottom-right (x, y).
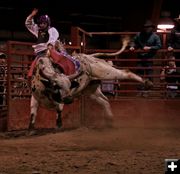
top-left (29, 95), bottom-right (39, 130)
top-left (104, 69), bottom-right (144, 83)
top-left (88, 58), bottom-right (153, 89)
top-left (89, 86), bottom-right (114, 128)
top-left (118, 69), bottom-right (152, 87)
top-left (118, 69), bottom-right (153, 88)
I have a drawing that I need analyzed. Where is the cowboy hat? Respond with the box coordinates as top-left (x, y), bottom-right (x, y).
top-left (174, 14), bottom-right (180, 21)
top-left (143, 20), bottom-right (155, 28)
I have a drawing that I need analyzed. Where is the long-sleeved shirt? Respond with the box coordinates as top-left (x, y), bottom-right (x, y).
top-left (130, 32), bottom-right (161, 58)
top-left (25, 15), bottom-right (59, 54)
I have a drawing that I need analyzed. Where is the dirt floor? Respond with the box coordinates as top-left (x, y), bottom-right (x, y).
top-left (0, 125), bottom-right (180, 174)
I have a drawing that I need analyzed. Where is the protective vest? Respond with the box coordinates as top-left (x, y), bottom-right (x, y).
top-left (37, 29), bottom-right (49, 44)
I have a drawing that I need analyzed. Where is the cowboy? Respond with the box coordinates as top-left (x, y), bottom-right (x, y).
top-left (25, 8), bottom-right (60, 77)
top-left (25, 8), bottom-right (59, 58)
top-left (25, 9), bottom-right (80, 80)
top-left (129, 20), bottom-right (161, 97)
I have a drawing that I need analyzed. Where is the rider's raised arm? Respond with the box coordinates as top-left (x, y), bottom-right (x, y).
top-left (25, 9), bottom-right (39, 38)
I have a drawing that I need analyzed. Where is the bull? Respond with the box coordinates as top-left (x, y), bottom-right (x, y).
top-left (29, 37), bottom-right (152, 130)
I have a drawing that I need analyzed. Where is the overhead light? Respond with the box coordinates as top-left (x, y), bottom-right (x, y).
top-left (157, 11), bottom-right (174, 30)
top-left (157, 21), bottom-right (174, 30)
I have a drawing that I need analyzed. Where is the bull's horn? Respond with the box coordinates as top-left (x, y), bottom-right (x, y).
top-left (90, 35), bottom-right (130, 57)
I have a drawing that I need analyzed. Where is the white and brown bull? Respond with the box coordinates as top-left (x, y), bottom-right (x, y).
top-left (29, 37), bottom-right (152, 130)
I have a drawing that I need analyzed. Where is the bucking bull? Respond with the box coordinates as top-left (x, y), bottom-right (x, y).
top-left (29, 37), bottom-right (153, 130)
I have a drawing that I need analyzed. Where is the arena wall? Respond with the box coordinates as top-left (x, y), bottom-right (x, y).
top-left (7, 98), bottom-right (180, 131)
top-left (84, 98), bottom-right (180, 128)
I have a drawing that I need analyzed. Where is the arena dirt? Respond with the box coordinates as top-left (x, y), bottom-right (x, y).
top-left (0, 126), bottom-right (180, 174)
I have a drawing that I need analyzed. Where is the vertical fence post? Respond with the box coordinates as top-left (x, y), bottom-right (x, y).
top-left (70, 26), bottom-right (80, 47)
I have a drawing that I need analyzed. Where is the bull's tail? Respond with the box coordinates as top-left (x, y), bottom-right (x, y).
top-left (90, 35), bottom-right (130, 57)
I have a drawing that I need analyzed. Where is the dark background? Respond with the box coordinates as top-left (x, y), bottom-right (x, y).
top-left (0, 0), bottom-right (180, 41)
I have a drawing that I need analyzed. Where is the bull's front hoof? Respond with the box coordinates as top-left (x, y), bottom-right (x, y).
top-left (144, 79), bottom-right (153, 90)
top-left (27, 123), bottom-right (37, 136)
top-left (28, 130), bottom-right (37, 136)
top-left (28, 122), bottom-right (35, 130)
